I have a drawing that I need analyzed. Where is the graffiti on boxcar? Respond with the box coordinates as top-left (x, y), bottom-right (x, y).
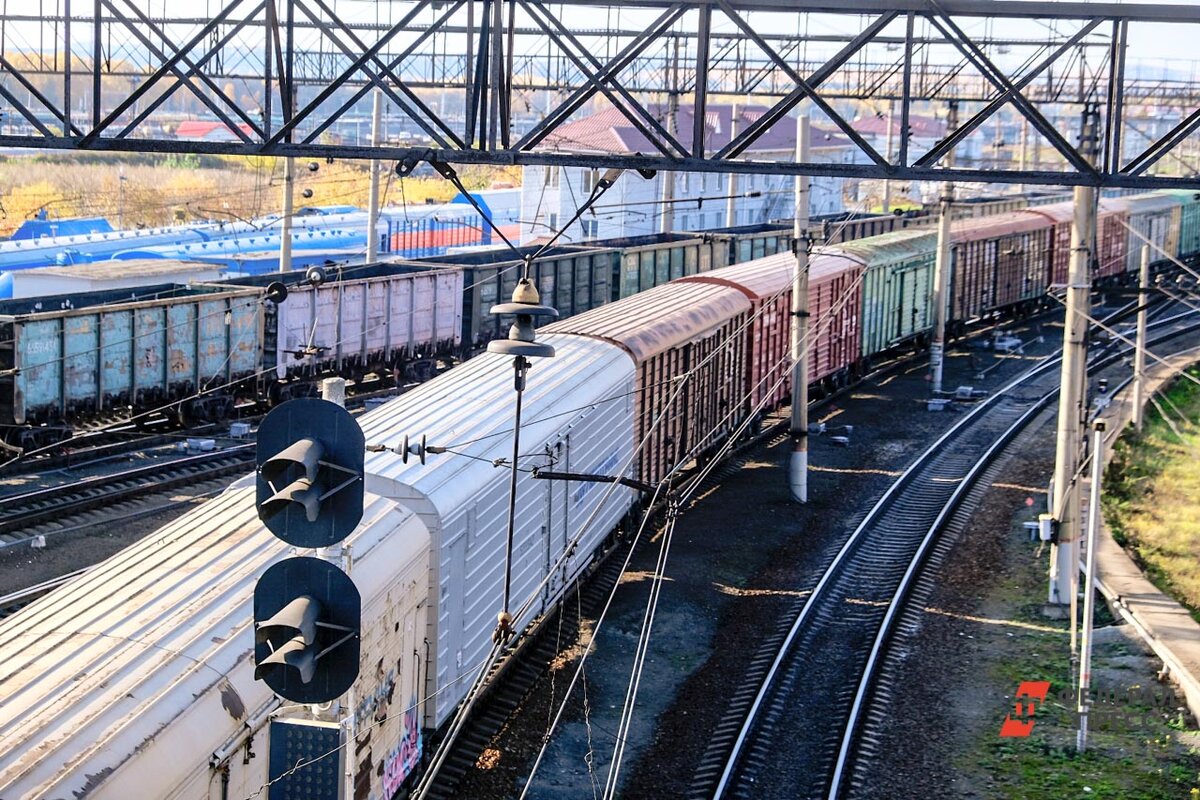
top-left (381, 704), bottom-right (422, 796)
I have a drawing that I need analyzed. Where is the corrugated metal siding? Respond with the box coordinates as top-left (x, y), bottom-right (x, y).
top-left (0, 487), bottom-right (430, 800)
top-left (360, 334), bottom-right (636, 728)
top-left (678, 252), bottom-right (862, 410)
top-left (267, 267), bottom-right (462, 381)
top-left (544, 282), bottom-right (751, 485)
top-left (836, 230), bottom-right (936, 354)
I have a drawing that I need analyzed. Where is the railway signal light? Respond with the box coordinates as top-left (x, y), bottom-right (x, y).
top-left (254, 556), bottom-right (361, 704)
top-left (255, 398), bottom-right (364, 549)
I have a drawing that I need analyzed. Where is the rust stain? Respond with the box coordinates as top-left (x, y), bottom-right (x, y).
top-left (218, 679), bottom-right (246, 721)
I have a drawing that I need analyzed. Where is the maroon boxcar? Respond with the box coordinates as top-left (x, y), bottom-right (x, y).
top-left (542, 282), bottom-right (751, 486)
top-left (679, 252), bottom-right (863, 411)
top-left (1023, 200), bottom-right (1128, 286)
top-left (950, 213), bottom-right (1051, 321)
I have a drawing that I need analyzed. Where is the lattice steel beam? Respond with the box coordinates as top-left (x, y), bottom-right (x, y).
top-left (0, 0), bottom-right (1199, 188)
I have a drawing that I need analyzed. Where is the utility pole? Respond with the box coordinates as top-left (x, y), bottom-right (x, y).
top-left (725, 104), bottom-right (739, 228)
top-left (789, 115), bottom-right (811, 504)
top-left (1078, 419), bottom-right (1106, 753)
top-left (659, 37), bottom-right (679, 234)
top-left (929, 101), bottom-right (958, 396)
top-left (1050, 104), bottom-right (1099, 626)
top-left (279, 156), bottom-right (295, 273)
top-left (881, 100), bottom-right (894, 214)
top-left (1133, 244), bottom-right (1150, 431)
top-left (366, 88), bottom-right (384, 263)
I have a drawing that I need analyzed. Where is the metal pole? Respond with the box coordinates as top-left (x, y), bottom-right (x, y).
top-left (1050, 106), bottom-right (1098, 634)
top-left (366, 88), bottom-right (384, 262)
top-left (789, 115), bottom-right (811, 504)
top-left (1133, 244), bottom-right (1150, 431)
top-left (725, 104), bottom-right (739, 228)
top-left (1078, 419), bottom-right (1106, 753)
top-left (279, 156), bottom-right (294, 273)
top-left (319, 377), bottom-right (356, 800)
top-left (497, 355), bottom-right (529, 641)
top-left (882, 99), bottom-right (894, 213)
top-left (930, 101), bottom-right (958, 396)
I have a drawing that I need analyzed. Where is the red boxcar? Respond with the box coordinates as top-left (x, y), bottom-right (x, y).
top-left (950, 213), bottom-right (1052, 321)
top-left (678, 252), bottom-right (864, 410)
top-left (1023, 200), bottom-right (1128, 286)
top-left (543, 282), bottom-right (752, 486)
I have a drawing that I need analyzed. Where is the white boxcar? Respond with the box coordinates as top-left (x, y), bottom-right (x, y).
top-left (362, 333), bottom-right (637, 728)
top-left (211, 264), bottom-right (464, 385)
top-left (0, 486), bottom-right (430, 800)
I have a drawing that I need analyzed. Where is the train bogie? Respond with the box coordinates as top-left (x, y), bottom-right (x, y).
top-left (360, 335), bottom-right (637, 728)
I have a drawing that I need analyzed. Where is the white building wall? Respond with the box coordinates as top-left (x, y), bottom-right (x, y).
top-left (520, 147), bottom-right (852, 245)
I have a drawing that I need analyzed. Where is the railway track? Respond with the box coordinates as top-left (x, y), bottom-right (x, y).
top-left (0, 445), bottom-right (255, 545)
top-left (0, 569), bottom-right (87, 619)
top-left (698, 312), bottom-right (1200, 800)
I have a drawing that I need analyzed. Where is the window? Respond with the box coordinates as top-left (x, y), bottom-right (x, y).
top-left (544, 166), bottom-right (561, 188)
top-left (548, 212), bottom-right (559, 230)
top-left (582, 168), bottom-right (599, 193)
top-left (581, 219), bottom-right (599, 238)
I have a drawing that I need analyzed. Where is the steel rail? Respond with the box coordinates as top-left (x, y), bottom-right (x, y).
top-left (0, 444), bottom-right (254, 540)
top-left (828, 315), bottom-right (1200, 797)
top-left (711, 304), bottom-right (1199, 799)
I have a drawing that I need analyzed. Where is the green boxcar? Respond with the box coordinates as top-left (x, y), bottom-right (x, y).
top-left (1160, 189), bottom-right (1200, 260)
top-left (834, 229), bottom-right (938, 359)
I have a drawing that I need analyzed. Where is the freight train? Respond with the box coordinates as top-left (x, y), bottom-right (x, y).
top-left (4, 187), bottom-right (1198, 800)
top-left (1, 190), bottom-right (1195, 451)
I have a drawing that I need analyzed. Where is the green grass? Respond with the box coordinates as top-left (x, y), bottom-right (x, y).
top-left (1103, 367), bottom-right (1200, 624)
top-left (954, 502), bottom-right (1200, 800)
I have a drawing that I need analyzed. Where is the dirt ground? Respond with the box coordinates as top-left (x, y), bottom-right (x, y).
top-left (858, 414), bottom-right (1200, 800)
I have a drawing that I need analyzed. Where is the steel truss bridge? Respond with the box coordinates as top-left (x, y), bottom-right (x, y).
top-left (1, 0), bottom-right (1200, 188)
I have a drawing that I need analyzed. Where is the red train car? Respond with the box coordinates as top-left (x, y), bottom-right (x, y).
top-left (543, 282), bottom-right (751, 486)
top-left (1023, 200), bottom-right (1128, 285)
top-left (678, 252), bottom-right (863, 411)
top-left (950, 213), bottom-right (1051, 321)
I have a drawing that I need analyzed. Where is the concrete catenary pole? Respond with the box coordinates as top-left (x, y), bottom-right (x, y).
top-left (881, 99), bottom-right (894, 214)
top-left (1050, 105), bottom-right (1099, 626)
top-left (789, 115), bottom-right (811, 503)
top-left (279, 155), bottom-right (294, 273)
top-left (726, 104), bottom-right (739, 228)
top-left (1133, 244), bottom-right (1150, 431)
top-left (929, 101), bottom-right (958, 395)
top-left (659, 38), bottom-right (679, 234)
top-left (366, 88), bottom-right (384, 263)
top-left (1077, 419), bottom-right (1106, 753)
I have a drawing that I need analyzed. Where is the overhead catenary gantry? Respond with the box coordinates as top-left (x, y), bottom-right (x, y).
top-left (1, 0), bottom-right (1200, 188)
